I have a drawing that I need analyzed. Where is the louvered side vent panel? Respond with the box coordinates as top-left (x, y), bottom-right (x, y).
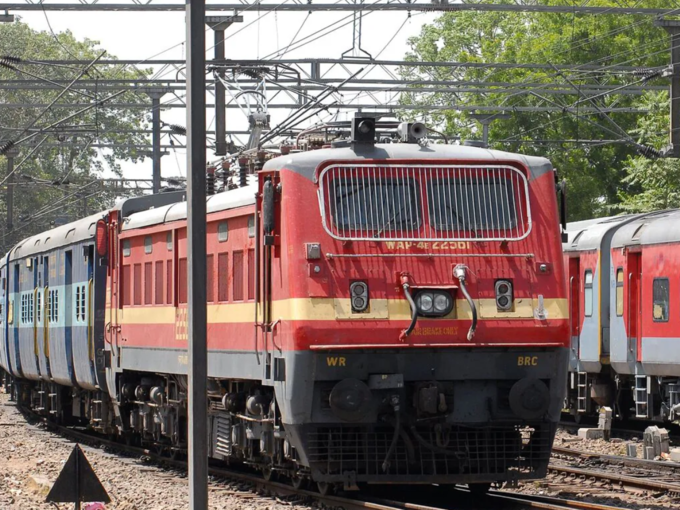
top-left (215, 414), bottom-right (232, 457)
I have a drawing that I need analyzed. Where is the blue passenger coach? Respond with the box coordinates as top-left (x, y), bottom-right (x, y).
top-left (0, 192), bottom-right (185, 420)
top-left (5, 214), bottom-right (105, 393)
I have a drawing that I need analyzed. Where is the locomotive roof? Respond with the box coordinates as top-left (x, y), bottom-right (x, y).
top-left (262, 143), bottom-right (553, 181)
top-left (562, 214), bottom-right (640, 252)
top-left (611, 209), bottom-right (680, 248)
top-left (121, 176), bottom-right (257, 231)
top-left (7, 192), bottom-right (187, 260)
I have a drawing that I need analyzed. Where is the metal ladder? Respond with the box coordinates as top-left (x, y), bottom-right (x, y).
top-left (35, 388), bottom-right (47, 412)
top-left (635, 375), bottom-right (650, 418)
top-left (577, 372), bottom-right (588, 412)
top-left (48, 392), bottom-right (58, 415)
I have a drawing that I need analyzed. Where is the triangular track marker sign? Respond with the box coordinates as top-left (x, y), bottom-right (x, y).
top-left (46, 444), bottom-right (111, 510)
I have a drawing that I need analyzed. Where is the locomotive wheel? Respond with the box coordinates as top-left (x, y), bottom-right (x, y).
top-left (468, 483), bottom-right (491, 495)
top-left (262, 466), bottom-right (276, 482)
top-left (290, 475), bottom-right (306, 491)
top-left (317, 481), bottom-right (332, 496)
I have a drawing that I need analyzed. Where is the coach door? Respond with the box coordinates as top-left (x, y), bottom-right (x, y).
top-left (42, 256), bottom-right (50, 376)
top-left (627, 252), bottom-right (642, 360)
top-left (64, 250), bottom-right (77, 385)
top-left (568, 257), bottom-right (581, 357)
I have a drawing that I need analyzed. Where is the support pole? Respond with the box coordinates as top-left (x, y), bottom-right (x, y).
top-left (151, 94), bottom-right (163, 194)
top-left (186, 0), bottom-right (208, 508)
top-left (655, 19), bottom-right (680, 158)
top-left (207, 16), bottom-right (243, 156)
top-left (213, 27), bottom-right (226, 156)
top-left (468, 112), bottom-right (511, 147)
top-left (143, 90), bottom-right (168, 193)
top-left (5, 147), bottom-right (19, 233)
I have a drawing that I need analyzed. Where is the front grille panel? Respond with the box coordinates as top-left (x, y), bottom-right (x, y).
top-left (306, 424), bottom-right (551, 479)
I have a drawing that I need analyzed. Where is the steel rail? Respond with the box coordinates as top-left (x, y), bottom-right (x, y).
top-left (547, 463), bottom-right (680, 495)
top-left (484, 490), bottom-right (635, 510)
top-left (552, 445), bottom-right (680, 473)
top-left (12, 405), bottom-right (634, 510)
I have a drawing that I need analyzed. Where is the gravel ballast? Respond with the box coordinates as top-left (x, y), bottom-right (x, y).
top-left (0, 390), bottom-right (315, 510)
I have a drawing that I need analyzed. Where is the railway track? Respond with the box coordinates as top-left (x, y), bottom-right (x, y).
top-left (549, 446), bottom-right (680, 496)
top-left (15, 406), bottom-right (634, 510)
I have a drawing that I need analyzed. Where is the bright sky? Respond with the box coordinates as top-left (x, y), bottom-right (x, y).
top-left (14, 8), bottom-right (438, 182)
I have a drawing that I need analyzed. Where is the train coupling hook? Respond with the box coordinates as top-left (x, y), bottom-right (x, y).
top-left (454, 264), bottom-right (477, 341)
top-left (399, 273), bottom-right (418, 342)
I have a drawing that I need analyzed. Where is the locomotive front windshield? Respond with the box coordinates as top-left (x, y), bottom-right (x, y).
top-left (427, 179), bottom-right (517, 231)
top-left (333, 180), bottom-right (421, 232)
top-left (322, 164), bottom-right (530, 241)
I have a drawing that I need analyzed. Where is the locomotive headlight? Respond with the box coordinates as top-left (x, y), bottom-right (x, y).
top-left (433, 293), bottom-right (451, 313)
top-left (350, 281), bottom-right (369, 313)
top-left (416, 290), bottom-right (453, 317)
top-left (495, 279), bottom-right (513, 311)
top-left (417, 292), bottom-right (434, 313)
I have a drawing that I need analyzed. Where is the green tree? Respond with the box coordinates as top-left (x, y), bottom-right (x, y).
top-left (617, 92), bottom-right (680, 212)
top-left (0, 21), bottom-right (153, 251)
top-left (400, 0), bottom-right (672, 220)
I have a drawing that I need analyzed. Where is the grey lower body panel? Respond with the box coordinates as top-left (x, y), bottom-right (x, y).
top-left (641, 337), bottom-right (680, 376)
top-left (119, 346), bottom-right (263, 380)
top-left (279, 346), bottom-right (568, 484)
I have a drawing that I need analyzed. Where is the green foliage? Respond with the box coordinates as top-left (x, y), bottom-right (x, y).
top-left (0, 21), bottom-right (152, 250)
top-left (617, 92), bottom-right (680, 212)
top-left (400, 0), bottom-right (673, 220)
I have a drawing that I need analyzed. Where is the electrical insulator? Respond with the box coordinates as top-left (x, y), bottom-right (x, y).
top-left (206, 167), bottom-right (216, 195)
top-left (255, 151), bottom-right (266, 172)
top-left (238, 157), bottom-right (248, 188)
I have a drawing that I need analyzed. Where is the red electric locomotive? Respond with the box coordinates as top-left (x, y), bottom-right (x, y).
top-left (3, 117), bottom-right (569, 493)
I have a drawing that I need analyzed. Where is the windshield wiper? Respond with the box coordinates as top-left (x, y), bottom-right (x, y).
top-left (374, 202), bottom-right (407, 237)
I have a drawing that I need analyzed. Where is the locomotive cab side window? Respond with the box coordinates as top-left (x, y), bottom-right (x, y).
top-left (584, 270), bottom-right (593, 317)
top-left (653, 278), bottom-right (669, 322)
top-left (218, 221), bottom-right (229, 242)
top-left (248, 215), bottom-right (255, 237)
top-left (616, 268), bottom-right (624, 317)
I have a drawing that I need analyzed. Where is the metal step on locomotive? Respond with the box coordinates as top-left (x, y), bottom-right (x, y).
top-left (0, 115), bottom-right (570, 494)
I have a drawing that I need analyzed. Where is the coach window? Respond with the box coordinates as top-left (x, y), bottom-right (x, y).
top-left (616, 268), bottom-right (624, 317)
top-left (144, 236), bottom-right (153, 254)
top-left (123, 240), bottom-right (131, 257)
top-left (166, 232), bottom-right (173, 251)
top-left (218, 221), bottom-right (229, 242)
top-left (584, 270), bottom-right (593, 317)
top-left (653, 278), bottom-right (669, 322)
